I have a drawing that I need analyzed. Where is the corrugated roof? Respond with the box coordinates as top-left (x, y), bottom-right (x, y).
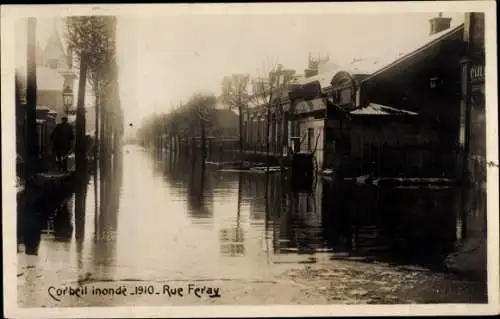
top-left (350, 103), bottom-right (417, 116)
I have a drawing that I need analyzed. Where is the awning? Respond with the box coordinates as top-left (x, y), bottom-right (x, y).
top-left (349, 103), bottom-right (417, 116)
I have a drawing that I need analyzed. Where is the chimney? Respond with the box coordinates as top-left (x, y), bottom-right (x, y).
top-left (429, 12), bottom-right (452, 35)
top-left (304, 54), bottom-right (320, 78)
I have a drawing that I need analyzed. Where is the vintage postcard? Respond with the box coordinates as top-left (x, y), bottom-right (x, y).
top-left (2, 2), bottom-right (499, 318)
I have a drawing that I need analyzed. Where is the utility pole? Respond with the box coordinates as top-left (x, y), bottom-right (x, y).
top-left (25, 18), bottom-right (38, 182)
top-left (24, 17), bottom-right (40, 256)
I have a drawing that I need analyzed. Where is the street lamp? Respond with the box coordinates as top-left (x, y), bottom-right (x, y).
top-left (62, 85), bottom-right (73, 115)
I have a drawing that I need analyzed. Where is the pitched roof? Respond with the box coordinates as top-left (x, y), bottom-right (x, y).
top-left (295, 23), bottom-right (465, 89)
top-left (349, 103), bottom-right (417, 116)
top-left (213, 108), bottom-right (239, 128)
top-left (41, 25), bottom-right (68, 67)
top-left (361, 23), bottom-right (464, 81)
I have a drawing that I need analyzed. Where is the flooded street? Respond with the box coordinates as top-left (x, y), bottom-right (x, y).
top-left (17, 145), bottom-right (487, 306)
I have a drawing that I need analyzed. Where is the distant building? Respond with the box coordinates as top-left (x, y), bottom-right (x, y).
top-left (208, 108), bottom-right (240, 138)
top-left (16, 21), bottom-right (78, 166)
top-left (243, 66), bottom-right (296, 155)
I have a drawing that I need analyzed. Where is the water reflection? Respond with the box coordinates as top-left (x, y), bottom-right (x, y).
top-left (52, 199), bottom-right (74, 242)
top-left (219, 175), bottom-right (245, 257)
top-left (92, 153), bottom-right (123, 270)
top-left (18, 146), bottom-right (479, 296)
top-left (74, 174), bottom-right (88, 242)
top-left (18, 175), bottom-right (78, 255)
top-left (158, 151), bottom-right (465, 269)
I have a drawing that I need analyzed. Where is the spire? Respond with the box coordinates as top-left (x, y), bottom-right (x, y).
top-left (41, 18), bottom-right (68, 69)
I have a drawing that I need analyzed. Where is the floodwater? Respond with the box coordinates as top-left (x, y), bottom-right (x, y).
top-left (17, 145), bottom-right (488, 306)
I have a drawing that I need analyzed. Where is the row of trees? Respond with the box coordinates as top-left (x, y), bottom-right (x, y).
top-left (139, 61), bottom-right (295, 164)
top-left (65, 16), bottom-right (124, 225)
top-left (138, 93), bottom-right (217, 156)
top-left (65, 16), bottom-right (124, 177)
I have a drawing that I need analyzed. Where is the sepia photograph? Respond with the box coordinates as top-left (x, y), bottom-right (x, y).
top-left (2, 2), bottom-right (499, 318)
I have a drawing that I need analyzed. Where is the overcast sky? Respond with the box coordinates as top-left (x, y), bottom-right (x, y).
top-left (15, 11), bottom-right (465, 138)
top-left (118, 12), bottom-right (465, 135)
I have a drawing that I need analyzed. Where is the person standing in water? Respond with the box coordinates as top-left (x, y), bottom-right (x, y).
top-left (50, 116), bottom-right (74, 172)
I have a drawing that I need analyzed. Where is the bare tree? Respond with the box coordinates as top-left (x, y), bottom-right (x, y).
top-left (220, 74), bottom-right (250, 161)
top-left (65, 16), bottom-right (117, 167)
top-left (250, 60), bottom-right (293, 169)
top-left (186, 93), bottom-right (217, 161)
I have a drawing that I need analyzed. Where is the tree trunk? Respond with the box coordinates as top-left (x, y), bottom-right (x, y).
top-left (113, 110), bottom-right (122, 156)
top-left (266, 107), bottom-right (270, 171)
top-left (201, 122), bottom-right (206, 163)
top-left (25, 18), bottom-right (38, 181)
top-left (24, 17), bottom-right (40, 256)
top-left (99, 105), bottom-right (107, 176)
top-left (238, 104), bottom-right (244, 163)
top-left (280, 111), bottom-right (287, 171)
top-left (74, 175), bottom-right (87, 241)
top-left (94, 85), bottom-right (100, 169)
top-left (75, 52), bottom-right (88, 180)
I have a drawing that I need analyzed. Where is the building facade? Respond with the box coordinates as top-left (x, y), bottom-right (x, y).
top-left (313, 14), bottom-right (466, 177)
top-left (240, 14), bottom-right (479, 179)
top-left (349, 20), bottom-right (466, 177)
top-left (242, 66), bottom-right (296, 159)
top-left (17, 22), bottom-right (76, 120)
top-left (16, 21), bottom-right (77, 167)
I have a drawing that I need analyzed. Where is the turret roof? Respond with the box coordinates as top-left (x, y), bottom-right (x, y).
top-left (41, 22), bottom-right (68, 67)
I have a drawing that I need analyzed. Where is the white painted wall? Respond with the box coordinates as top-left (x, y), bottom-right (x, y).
top-left (297, 118), bottom-right (325, 169)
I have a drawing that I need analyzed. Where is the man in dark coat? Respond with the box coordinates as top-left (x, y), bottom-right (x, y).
top-left (50, 116), bottom-right (74, 172)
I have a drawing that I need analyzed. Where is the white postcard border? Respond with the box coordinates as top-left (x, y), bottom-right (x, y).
top-left (2, 2), bottom-right (499, 317)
